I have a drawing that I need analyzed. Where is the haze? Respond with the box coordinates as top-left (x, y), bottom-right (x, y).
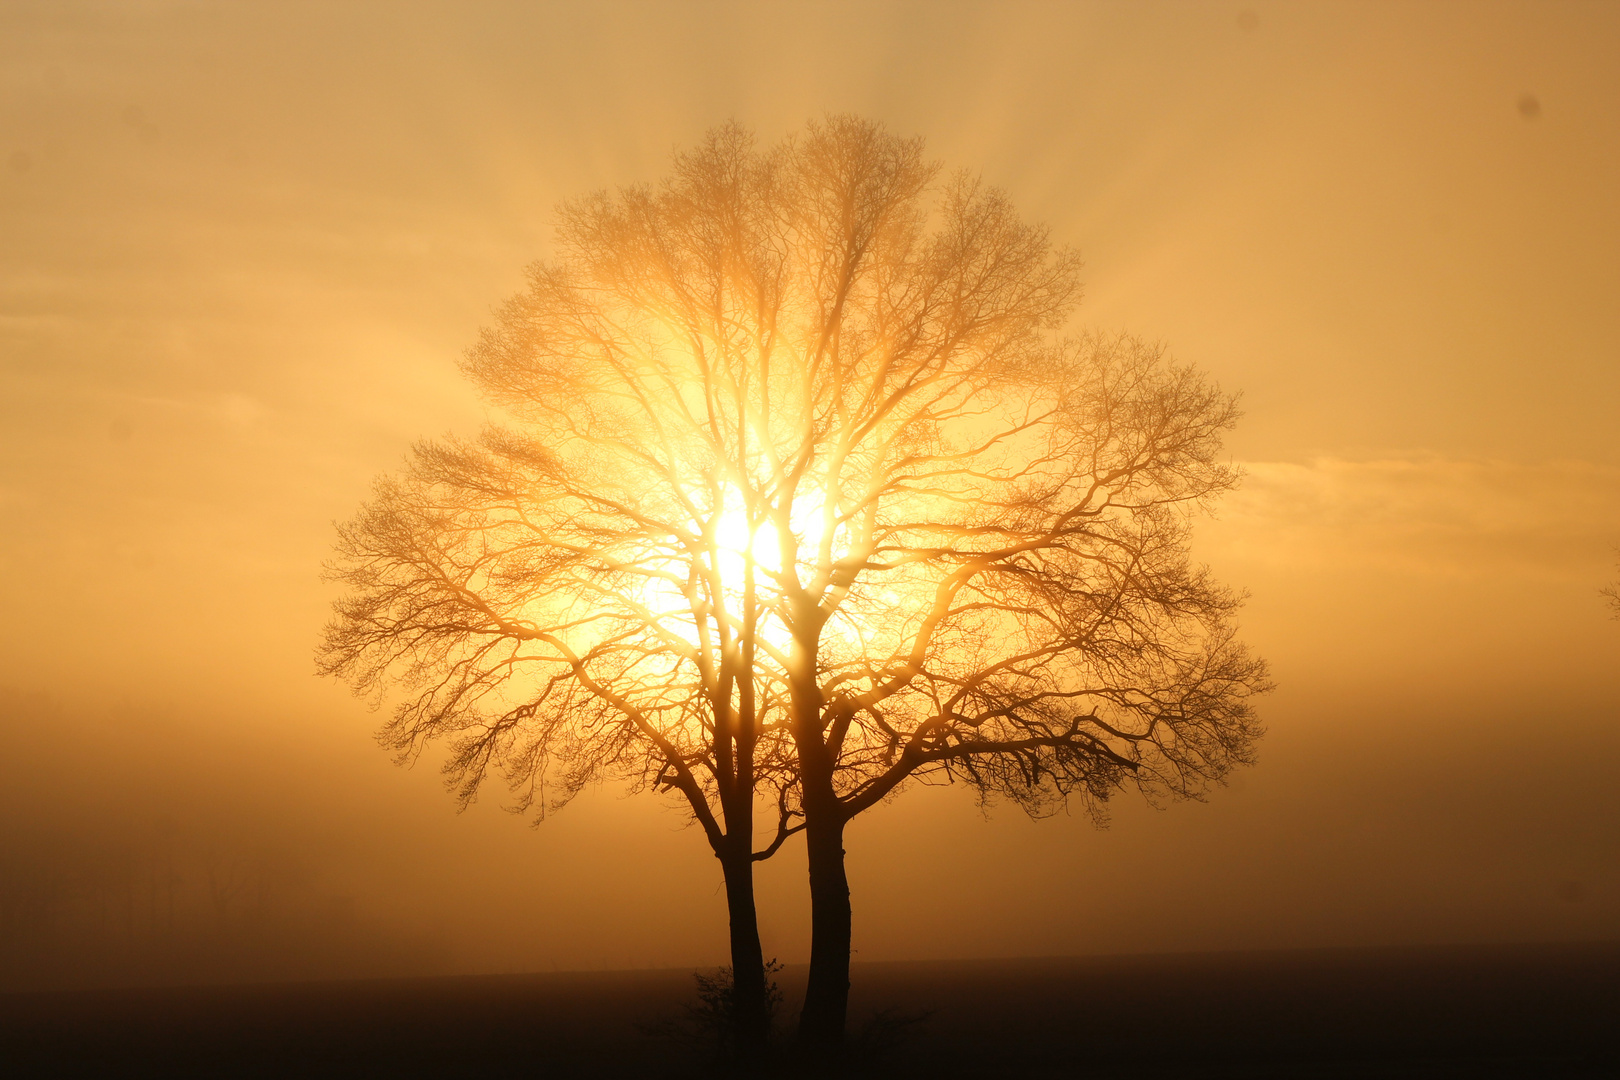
top-left (2, 0), bottom-right (1616, 990)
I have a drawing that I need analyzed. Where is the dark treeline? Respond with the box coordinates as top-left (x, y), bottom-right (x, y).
top-left (0, 821), bottom-right (438, 991)
top-left (0, 691), bottom-right (442, 991)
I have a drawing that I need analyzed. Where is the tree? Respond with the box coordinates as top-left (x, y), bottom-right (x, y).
top-left (321, 115), bottom-right (1270, 1051)
top-left (317, 124), bottom-right (812, 1046)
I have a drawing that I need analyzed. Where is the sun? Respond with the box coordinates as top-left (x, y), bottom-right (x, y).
top-left (625, 480), bottom-right (838, 655)
top-left (709, 487), bottom-right (777, 589)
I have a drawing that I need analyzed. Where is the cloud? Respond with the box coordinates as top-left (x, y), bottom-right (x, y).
top-left (1203, 457), bottom-right (1620, 579)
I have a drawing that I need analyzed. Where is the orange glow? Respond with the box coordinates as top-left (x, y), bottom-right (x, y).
top-left (0, 0), bottom-right (1616, 996)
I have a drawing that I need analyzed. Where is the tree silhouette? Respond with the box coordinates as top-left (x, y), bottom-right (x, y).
top-left (320, 116), bottom-right (1270, 1051)
top-left (318, 124), bottom-right (811, 1044)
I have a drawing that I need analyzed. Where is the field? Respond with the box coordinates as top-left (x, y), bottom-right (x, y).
top-left (4, 942), bottom-right (1616, 1077)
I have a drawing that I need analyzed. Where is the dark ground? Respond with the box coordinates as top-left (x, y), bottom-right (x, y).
top-left (3, 941), bottom-right (1617, 1078)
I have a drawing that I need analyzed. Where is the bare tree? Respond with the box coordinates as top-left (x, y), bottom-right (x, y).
top-left (321, 116), bottom-right (1270, 1051)
top-left (782, 320), bottom-right (1270, 1043)
top-left (318, 124), bottom-right (811, 1045)
top-left (1603, 560), bottom-right (1619, 617)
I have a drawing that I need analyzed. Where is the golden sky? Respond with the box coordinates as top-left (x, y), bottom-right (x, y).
top-left (2, 0), bottom-right (1617, 986)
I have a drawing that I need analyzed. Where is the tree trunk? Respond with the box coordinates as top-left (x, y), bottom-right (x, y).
top-left (719, 849), bottom-right (770, 1052)
top-left (798, 814), bottom-right (851, 1046)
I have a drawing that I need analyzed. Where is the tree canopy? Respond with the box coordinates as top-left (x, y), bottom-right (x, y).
top-left (321, 116), bottom-right (1269, 1046)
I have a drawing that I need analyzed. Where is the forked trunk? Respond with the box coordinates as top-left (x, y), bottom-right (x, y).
top-left (719, 849), bottom-right (771, 1052)
top-left (798, 815), bottom-right (851, 1046)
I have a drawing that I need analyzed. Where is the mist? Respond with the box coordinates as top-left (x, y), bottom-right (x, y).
top-left (2, 0), bottom-right (1617, 1000)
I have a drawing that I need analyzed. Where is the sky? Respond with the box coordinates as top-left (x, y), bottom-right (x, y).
top-left (2, 0), bottom-right (1617, 989)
